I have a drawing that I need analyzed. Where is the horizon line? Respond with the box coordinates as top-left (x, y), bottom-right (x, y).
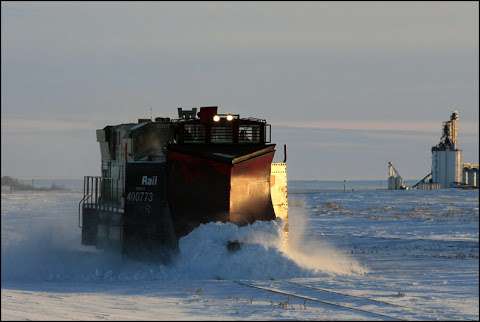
top-left (1, 176), bottom-right (428, 182)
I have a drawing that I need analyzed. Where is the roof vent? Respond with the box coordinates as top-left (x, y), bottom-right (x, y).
top-left (178, 108), bottom-right (197, 120)
top-left (198, 106), bottom-right (218, 122)
top-left (155, 117), bottom-right (170, 123)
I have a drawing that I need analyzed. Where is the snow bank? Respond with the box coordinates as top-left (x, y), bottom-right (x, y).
top-left (173, 212), bottom-right (366, 280)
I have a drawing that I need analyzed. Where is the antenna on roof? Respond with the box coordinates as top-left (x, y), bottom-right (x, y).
top-left (149, 107), bottom-right (153, 120)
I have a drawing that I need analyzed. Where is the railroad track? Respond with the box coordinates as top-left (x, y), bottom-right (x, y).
top-left (233, 280), bottom-right (433, 321)
top-left (285, 281), bottom-right (410, 309)
top-left (285, 281), bottom-right (472, 320)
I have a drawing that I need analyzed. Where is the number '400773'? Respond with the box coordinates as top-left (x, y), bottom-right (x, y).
top-left (126, 191), bottom-right (153, 202)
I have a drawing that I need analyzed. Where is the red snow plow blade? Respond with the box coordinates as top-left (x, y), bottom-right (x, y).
top-left (167, 144), bottom-right (276, 238)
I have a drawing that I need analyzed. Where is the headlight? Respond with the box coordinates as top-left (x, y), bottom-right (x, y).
top-left (226, 114), bottom-right (234, 121)
top-left (213, 115), bottom-right (220, 122)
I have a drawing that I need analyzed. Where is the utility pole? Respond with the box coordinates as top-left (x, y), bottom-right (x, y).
top-left (343, 180), bottom-right (346, 192)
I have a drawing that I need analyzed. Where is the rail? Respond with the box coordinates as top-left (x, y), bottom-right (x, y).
top-left (233, 280), bottom-right (405, 321)
top-left (178, 121), bottom-right (271, 144)
top-left (78, 193), bottom-right (92, 228)
top-left (79, 176), bottom-right (123, 228)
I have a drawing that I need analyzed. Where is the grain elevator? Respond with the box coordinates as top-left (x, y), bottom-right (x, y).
top-left (431, 111), bottom-right (463, 188)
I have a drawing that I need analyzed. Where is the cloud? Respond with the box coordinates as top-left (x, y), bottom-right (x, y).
top-left (272, 120), bottom-right (479, 136)
top-left (3, 117), bottom-right (478, 138)
top-left (1, 118), bottom-right (99, 133)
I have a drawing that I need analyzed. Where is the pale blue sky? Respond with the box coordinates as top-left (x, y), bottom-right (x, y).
top-left (1, 2), bottom-right (478, 180)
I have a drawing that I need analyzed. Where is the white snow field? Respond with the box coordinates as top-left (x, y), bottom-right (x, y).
top-left (1, 182), bottom-right (479, 320)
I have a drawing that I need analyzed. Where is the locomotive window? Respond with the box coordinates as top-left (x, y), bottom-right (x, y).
top-left (211, 126), bottom-right (233, 143)
top-left (184, 124), bottom-right (205, 143)
top-left (239, 125), bottom-right (261, 143)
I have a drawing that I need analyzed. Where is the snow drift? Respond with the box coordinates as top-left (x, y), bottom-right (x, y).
top-left (1, 192), bottom-right (365, 283)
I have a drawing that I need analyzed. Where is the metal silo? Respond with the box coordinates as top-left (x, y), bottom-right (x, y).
top-left (431, 111), bottom-right (463, 188)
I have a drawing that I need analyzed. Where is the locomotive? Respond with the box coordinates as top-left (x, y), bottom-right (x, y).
top-left (79, 106), bottom-right (288, 261)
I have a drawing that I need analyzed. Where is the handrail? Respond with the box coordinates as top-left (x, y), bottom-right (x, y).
top-left (79, 176), bottom-right (123, 228)
top-left (78, 192), bottom-right (92, 228)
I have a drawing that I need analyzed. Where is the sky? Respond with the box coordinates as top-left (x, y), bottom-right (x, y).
top-left (1, 1), bottom-right (478, 180)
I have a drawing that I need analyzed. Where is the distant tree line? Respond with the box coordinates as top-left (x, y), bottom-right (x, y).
top-left (1, 176), bottom-right (67, 192)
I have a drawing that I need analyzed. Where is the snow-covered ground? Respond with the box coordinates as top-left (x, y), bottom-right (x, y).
top-left (1, 182), bottom-right (478, 320)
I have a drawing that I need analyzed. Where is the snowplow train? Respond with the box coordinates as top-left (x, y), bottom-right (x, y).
top-left (79, 106), bottom-right (288, 261)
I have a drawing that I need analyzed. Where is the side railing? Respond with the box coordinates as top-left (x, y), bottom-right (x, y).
top-left (78, 176), bottom-right (123, 228)
top-left (176, 121), bottom-right (271, 144)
